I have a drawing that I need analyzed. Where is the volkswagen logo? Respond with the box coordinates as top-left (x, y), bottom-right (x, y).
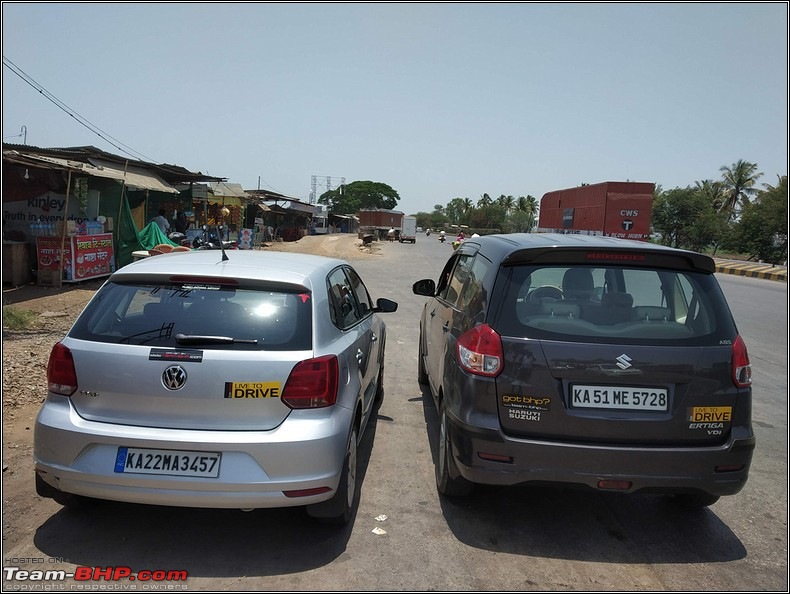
top-left (162, 365), bottom-right (187, 390)
top-left (615, 354), bottom-right (633, 370)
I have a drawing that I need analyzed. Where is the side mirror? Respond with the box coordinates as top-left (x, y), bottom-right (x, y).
top-left (374, 297), bottom-right (398, 313)
top-left (412, 279), bottom-right (436, 296)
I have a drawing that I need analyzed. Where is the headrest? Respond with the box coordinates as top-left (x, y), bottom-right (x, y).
top-left (562, 268), bottom-right (594, 298)
top-left (602, 292), bottom-right (633, 308)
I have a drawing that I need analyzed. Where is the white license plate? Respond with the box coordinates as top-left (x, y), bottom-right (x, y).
top-left (571, 385), bottom-right (668, 411)
top-left (114, 447), bottom-right (221, 478)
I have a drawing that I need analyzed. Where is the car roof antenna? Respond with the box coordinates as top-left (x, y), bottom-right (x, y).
top-left (220, 240), bottom-right (229, 262)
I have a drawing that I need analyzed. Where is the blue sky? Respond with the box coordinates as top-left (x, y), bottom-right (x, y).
top-left (2, 3), bottom-right (787, 215)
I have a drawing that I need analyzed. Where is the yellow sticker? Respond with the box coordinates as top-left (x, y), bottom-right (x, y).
top-left (224, 382), bottom-right (281, 399)
top-left (688, 406), bottom-right (732, 422)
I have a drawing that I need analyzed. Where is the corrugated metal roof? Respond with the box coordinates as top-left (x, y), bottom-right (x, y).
top-left (88, 158), bottom-right (180, 193)
top-left (208, 181), bottom-right (249, 199)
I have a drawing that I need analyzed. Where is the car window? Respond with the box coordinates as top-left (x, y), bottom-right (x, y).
top-left (495, 265), bottom-right (732, 345)
top-left (444, 254), bottom-right (474, 306)
top-left (345, 266), bottom-right (373, 318)
top-left (327, 267), bottom-right (360, 329)
top-left (69, 282), bottom-right (312, 350)
top-left (436, 253), bottom-right (459, 301)
top-left (458, 254), bottom-right (492, 318)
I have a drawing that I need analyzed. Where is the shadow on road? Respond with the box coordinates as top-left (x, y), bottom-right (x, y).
top-left (417, 382), bottom-right (747, 564)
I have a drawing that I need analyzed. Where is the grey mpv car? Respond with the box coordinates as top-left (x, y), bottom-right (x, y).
top-left (413, 233), bottom-right (754, 507)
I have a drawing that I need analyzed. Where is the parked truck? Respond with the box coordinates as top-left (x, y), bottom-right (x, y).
top-left (358, 208), bottom-right (405, 240)
top-left (536, 181), bottom-right (655, 241)
top-left (399, 215), bottom-right (417, 243)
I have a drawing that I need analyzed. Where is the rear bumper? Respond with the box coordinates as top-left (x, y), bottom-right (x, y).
top-left (34, 395), bottom-right (351, 509)
top-left (445, 410), bottom-right (755, 497)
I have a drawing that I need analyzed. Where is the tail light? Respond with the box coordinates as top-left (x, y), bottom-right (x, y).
top-left (732, 335), bottom-right (752, 388)
top-left (282, 355), bottom-right (339, 409)
top-left (457, 324), bottom-right (503, 377)
top-left (47, 343), bottom-right (78, 396)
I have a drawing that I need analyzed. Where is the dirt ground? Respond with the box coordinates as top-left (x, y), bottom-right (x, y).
top-left (0, 233), bottom-right (379, 549)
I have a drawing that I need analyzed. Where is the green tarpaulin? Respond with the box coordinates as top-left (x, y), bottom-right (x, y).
top-left (137, 222), bottom-right (178, 250)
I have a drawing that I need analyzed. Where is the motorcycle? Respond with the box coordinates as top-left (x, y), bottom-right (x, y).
top-left (192, 226), bottom-right (237, 250)
top-left (426, 229), bottom-right (431, 237)
top-left (167, 231), bottom-right (191, 247)
top-left (438, 234), bottom-right (446, 243)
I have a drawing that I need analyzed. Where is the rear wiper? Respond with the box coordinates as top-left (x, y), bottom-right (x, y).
top-left (174, 333), bottom-right (258, 345)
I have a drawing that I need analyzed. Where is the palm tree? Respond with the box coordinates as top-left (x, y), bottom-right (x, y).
top-left (695, 180), bottom-right (728, 211)
top-left (477, 193), bottom-right (492, 208)
top-left (719, 160), bottom-right (763, 221)
top-left (462, 197), bottom-right (473, 214)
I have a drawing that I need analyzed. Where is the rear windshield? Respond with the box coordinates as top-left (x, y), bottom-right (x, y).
top-left (492, 264), bottom-right (736, 346)
top-left (69, 282), bottom-right (312, 351)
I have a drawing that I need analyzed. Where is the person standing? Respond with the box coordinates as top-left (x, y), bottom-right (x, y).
top-left (152, 208), bottom-right (170, 234)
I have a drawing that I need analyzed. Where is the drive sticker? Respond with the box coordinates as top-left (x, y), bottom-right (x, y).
top-left (688, 406), bottom-right (732, 422)
top-left (224, 382), bottom-right (281, 399)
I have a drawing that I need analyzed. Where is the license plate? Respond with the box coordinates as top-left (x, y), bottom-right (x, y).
top-left (570, 385), bottom-right (668, 411)
top-left (114, 447), bottom-right (221, 478)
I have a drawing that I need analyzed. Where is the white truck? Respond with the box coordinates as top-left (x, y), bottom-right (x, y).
top-left (399, 215), bottom-right (417, 243)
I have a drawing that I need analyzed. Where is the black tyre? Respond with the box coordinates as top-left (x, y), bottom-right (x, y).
top-left (436, 401), bottom-right (473, 497)
top-left (374, 355), bottom-right (385, 403)
top-left (35, 473), bottom-right (91, 508)
top-left (417, 329), bottom-right (428, 385)
top-left (306, 426), bottom-right (358, 525)
top-left (672, 492), bottom-right (720, 509)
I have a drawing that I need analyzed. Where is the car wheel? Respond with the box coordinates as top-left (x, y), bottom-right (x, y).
top-left (374, 356), bottom-right (385, 403)
top-left (417, 328), bottom-right (428, 385)
top-left (672, 492), bottom-right (720, 509)
top-left (306, 426), bottom-right (358, 525)
top-left (436, 401), bottom-right (473, 497)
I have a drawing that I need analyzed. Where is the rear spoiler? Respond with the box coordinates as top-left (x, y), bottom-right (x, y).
top-left (501, 246), bottom-right (716, 274)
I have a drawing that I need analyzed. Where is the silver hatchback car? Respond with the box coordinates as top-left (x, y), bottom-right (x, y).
top-left (35, 249), bottom-right (397, 524)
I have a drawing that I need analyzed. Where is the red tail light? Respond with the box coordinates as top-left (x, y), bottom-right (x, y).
top-left (732, 335), bottom-right (752, 388)
top-left (47, 343), bottom-right (78, 396)
top-left (281, 355), bottom-right (339, 409)
top-left (456, 324), bottom-right (503, 377)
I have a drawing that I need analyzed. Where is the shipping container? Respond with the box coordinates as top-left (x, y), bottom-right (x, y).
top-left (536, 181), bottom-right (654, 241)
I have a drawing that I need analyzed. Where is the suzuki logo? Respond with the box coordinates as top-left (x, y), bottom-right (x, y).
top-left (162, 365), bottom-right (187, 390)
top-left (615, 354), bottom-right (633, 370)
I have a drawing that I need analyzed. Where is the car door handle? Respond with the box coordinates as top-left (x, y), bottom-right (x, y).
top-left (442, 322), bottom-right (450, 332)
top-left (371, 332), bottom-right (378, 343)
top-left (430, 309), bottom-right (436, 318)
top-left (356, 349), bottom-right (364, 363)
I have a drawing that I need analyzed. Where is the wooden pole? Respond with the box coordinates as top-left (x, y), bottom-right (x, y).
top-left (57, 170), bottom-right (72, 286)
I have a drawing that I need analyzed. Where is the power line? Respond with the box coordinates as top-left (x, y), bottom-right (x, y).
top-left (2, 55), bottom-right (156, 162)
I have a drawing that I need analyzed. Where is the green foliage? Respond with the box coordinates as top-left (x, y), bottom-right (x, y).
top-left (652, 186), bottom-right (727, 251)
top-left (730, 175), bottom-right (788, 264)
top-left (318, 180), bottom-right (400, 215)
top-left (719, 159), bottom-right (763, 222)
top-left (2, 305), bottom-right (39, 330)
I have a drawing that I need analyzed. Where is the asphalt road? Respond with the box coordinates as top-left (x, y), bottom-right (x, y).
top-left (3, 236), bottom-right (787, 592)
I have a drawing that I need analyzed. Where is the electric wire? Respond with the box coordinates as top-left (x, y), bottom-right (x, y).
top-left (3, 55), bottom-right (157, 163)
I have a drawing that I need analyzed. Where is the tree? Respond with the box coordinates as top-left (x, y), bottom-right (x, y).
top-left (318, 180), bottom-right (400, 215)
top-left (477, 193), bottom-right (492, 208)
top-left (652, 186), bottom-right (724, 250)
top-left (731, 175), bottom-right (788, 264)
top-left (719, 160), bottom-right (762, 221)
